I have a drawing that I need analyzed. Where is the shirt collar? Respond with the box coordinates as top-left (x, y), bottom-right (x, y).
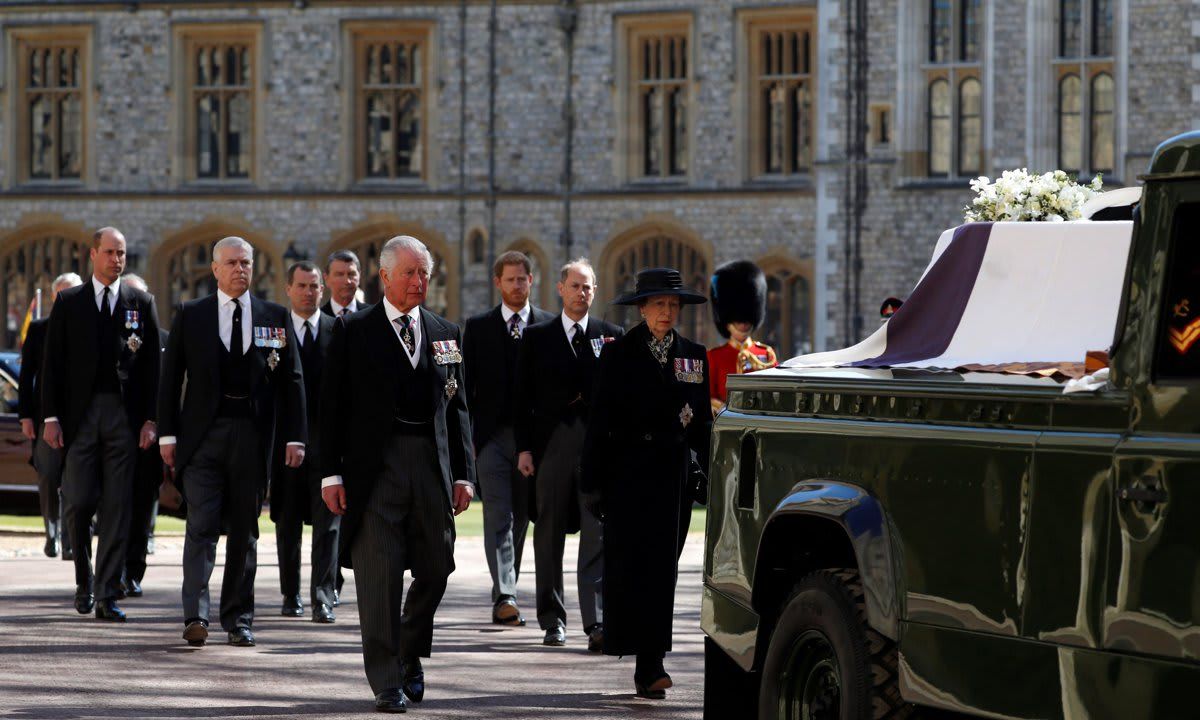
top-left (382, 296), bottom-right (421, 327)
top-left (500, 302), bottom-right (530, 324)
top-left (217, 289), bottom-right (249, 308)
top-left (291, 310), bottom-right (318, 333)
top-left (92, 275), bottom-right (120, 297)
top-left (330, 298), bottom-right (357, 315)
top-left (561, 312), bottom-right (589, 336)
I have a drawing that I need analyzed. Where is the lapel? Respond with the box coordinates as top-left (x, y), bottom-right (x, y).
top-left (368, 302), bottom-right (403, 402)
top-left (420, 308), bottom-right (451, 409)
top-left (635, 323), bottom-right (672, 389)
top-left (490, 305), bottom-right (508, 350)
top-left (317, 313), bottom-right (335, 357)
top-left (246, 296), bottom-right (268, 381)
top-left (554, 316), bottom-right (579, 366)
top-left (110, 284), bottom-right (133, 359)
top-left (202, 294), bottom-right (221, 393)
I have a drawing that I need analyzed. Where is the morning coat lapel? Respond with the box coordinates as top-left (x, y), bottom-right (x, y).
top-left (369, 302), bottom-right (402, 400)
top-left (202, 294), bottom-right (221, 394)
top-left (246, 296), bottom-right (268, 383)
top-left (317, 312), bottom-right (335, 357)
top-left (420, 308), bottom-right (451, 409)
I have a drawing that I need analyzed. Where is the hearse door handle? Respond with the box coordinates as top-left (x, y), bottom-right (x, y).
top-left (1117, 485), bottom-right (1168, 505)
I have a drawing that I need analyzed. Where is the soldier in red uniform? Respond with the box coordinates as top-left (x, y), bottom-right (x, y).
top-left (707, 261), bottom-right (777, 412)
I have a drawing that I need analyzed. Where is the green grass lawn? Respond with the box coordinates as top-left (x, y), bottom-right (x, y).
top-left (0, 503), bottom-right (706, 538)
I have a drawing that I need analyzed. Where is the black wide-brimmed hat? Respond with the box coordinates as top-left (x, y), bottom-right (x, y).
top-left (612, 267), bottom-right (708, 306)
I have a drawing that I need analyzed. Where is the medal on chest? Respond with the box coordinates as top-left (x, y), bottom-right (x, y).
top-left (255, 326), bottom-right (287, 370)
top-left (126, 333), bottom-right (142, 353)
top-left (590, 336), bottom-right (614, 358)
top-left (679, 403), bottom-right (694, 428)
top-left (674, 358), bottom-right (704, 384)
top-left (445, 376), bottom-right (458, 400)
top-left (432, 339), bottom-right (463, 365)
top-left (124, 310), bottom-right (140, 331)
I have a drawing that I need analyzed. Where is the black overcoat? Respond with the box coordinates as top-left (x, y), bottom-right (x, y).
top-left (319, 303), bottom-right (477, 570)
top-left (581, 321), bottom-right (712, 657)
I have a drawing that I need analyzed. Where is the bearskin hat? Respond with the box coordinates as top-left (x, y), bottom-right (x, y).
top-left (710, 260), bottom-right (767, 338)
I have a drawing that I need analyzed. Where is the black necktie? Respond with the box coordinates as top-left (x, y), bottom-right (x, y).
top-left (509, 314), bottom-right (522, 341)
top-left (571, 323), bottom-right (585, 356)
top-left (101, 286), bottom-right (111, 319)
top-left (230, 300), bottom-right (243, 356)
top-left (303, 320), bottom-right (315, 349)
top-left (339, 307), bottom-right (349, 318)
top-left (396, 315), bottom-right (415, 356)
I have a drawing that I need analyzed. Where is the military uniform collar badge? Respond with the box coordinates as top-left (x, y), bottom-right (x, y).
top-left (680, 403), bottom-right (694, 428)
top-left (590, 336), bottom-right (614, 358)
top-left (674, 358), bottom-right (704, 384)
top-left (433, 339), bottom-right (462, 365)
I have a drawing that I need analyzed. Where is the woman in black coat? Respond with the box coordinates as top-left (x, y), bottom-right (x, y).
top-left (582, 268), bottom-right (712, 699)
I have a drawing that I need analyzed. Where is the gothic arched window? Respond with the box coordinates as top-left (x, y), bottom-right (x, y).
top-left (1, 230), bottom-right (90, 347)
top-left (329, 231), bottom-right (453, 319)
top-left (605, 231), bottom-right (710, 346)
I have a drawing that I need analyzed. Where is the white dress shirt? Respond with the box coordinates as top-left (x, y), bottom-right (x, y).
top-left (329, 298), bottom-right (362, 317)
top-left (321, 299), bottom-right (469, 491)
top-left (291, 310), bottom-right (319, 346)
top-left (92, 275), bottom-right (121, 312)
top-left (501, 302), bottom-right (531, 338)
top-left (161, 290), bottom-right (303, 449)
top-left (44, 276), bottom-right (122, 425)
top-left (382, 297), bottom-right (422, 369)
top-left (217, 289), bottom-right (252, 354)
top-left (561, 312), bottom-right (589, 354)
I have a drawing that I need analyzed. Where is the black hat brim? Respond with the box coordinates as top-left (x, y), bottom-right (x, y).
top-left (612, 288), bottom-right (708, 306)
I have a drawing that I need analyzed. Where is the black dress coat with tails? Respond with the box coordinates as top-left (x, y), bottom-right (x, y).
top-left (581, 321), bottom-right (712, 657)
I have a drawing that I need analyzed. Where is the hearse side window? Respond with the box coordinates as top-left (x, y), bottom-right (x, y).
top-left (1154, 202), bottom-right (1200, 382)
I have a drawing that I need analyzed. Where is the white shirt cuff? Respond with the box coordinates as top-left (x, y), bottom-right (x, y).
top-left (454, 480), bottom-right (473, 487)
top-left (321, 476), bottom-right (343, 488)
top-left (159, 436), bottom-right (177, 446)
top-left (286, 442), bottom-right (305, 448)
top-left (44, 416), bottom-right (58, 424)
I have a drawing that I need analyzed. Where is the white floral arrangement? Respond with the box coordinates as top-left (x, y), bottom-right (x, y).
top-left (964, 169), bottom-right (1103, 223)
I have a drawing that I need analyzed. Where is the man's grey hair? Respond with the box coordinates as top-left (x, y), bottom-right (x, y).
top-left (325, 249), bottom-right (362, 274)
top-left (379, 235), bottom-right (434, 274)
top-left (559, 257), bottom-right (596, 284)
top-left (213, 236), bottom-right (254, 262)
top-left (121, 273), bottom-right (148, 292)
top-left (52, 272), bottom-right (83, 290)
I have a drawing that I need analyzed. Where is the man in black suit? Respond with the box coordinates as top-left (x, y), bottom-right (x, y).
top-left (41, 228), bottom-right (161, 622)
top-left (321, 249), bottom-right (370, 318)
top-left (117, 273), bottom-right (166, 598)
top-left (18, 272), bottom-right (82, 559)
top-left (320, 234), bottom-right (475, 713)
top-left (462, 250), bottom-right (554, 626)
top-left (516, 258), bottom-right (622, 650)
top-left (159, 236), bottom-right (306, 648)
top-left (272, 261), bottom-right (339, 624)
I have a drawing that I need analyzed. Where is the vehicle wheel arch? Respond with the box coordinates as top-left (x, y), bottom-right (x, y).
top-left (750, 479), bottom-right (903, 669)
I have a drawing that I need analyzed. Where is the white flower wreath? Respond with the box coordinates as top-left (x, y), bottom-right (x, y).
top-left (964, 169), bottom-right (1103, 223)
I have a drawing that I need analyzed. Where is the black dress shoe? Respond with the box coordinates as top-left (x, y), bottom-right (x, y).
top-left (402, 658), bottom-right (424, 703)
top-left (116, 582), bottom-right (128, 600)
top-left (227, 627), bottom-right (256, 647)
top-left (73, 589), bottom-right (95, 615)
top-left (183, 619), bottom-right (209, 647)
top-left (126, 579), bottom-right (143, 597)
top-left (634, 672), bottom-right (672, 699)
top-left (312, 603), bottom-right (335, 624)
top-left (95, 599), bottom-right (126, 622)
top-left (281, 595), bottom-right (304, 616)
top-left (587, 624), bottom-right (604, 653)
top-left (543, 625), bottom-right (566, 647)
top-left (43, 535), bottom-right (59, 558)
top-left (332, 589), bottom-right (340, 607)
top-left (62, 544), bottom-right (74, 561)
top-left (492, 597), bottom-right (526, 626)
top-left (374, 688), bottom-right (407, 713)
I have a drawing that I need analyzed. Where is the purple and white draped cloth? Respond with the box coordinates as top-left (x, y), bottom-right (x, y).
top-left (783, 220), bottom-right (1133, 373)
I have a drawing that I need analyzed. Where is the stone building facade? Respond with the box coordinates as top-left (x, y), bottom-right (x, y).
top-left (0, 0), bottom-right (1195, 357)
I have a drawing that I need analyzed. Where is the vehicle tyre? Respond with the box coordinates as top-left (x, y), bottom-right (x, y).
top-left (703, 636), bottom-right (760, 719)
top-left (758, 568), bottom-right (910, 720)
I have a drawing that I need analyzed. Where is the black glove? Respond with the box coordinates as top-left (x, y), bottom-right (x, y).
top-left (688, 458), bottom-right (709, 506)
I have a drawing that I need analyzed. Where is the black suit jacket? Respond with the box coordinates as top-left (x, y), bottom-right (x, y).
top-left (158, 293), bottom-right (306, 486)
top-left (269, 312), bottom-right (334, 523)
top-left (41, 281), bottom-right (161, 447)
top-left (320, 300), bottom-right (373, 318)
top-left (462, 304), bottom-right (555, 449)
top-left (18, 318), bottom-right (48, 423)
top-left (320, 303), bottom-right (476, 568)
top-left (514, 315), bottom-right (624, 461)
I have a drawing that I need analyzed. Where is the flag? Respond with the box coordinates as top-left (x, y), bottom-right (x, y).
top-left (17, 297), bottom-right (35, 348)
